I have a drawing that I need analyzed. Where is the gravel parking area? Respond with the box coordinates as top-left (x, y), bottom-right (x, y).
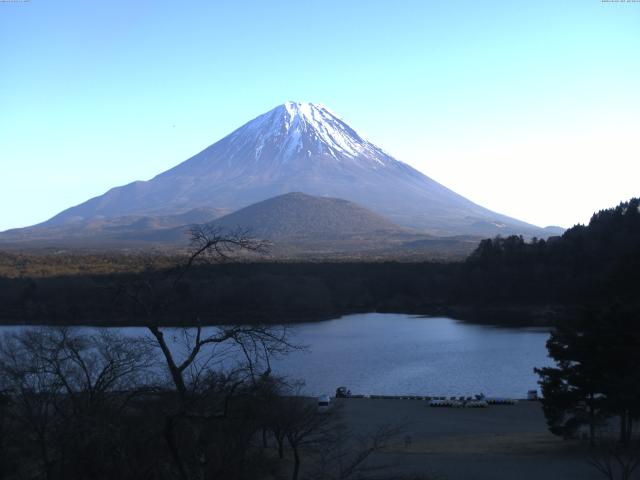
top-left (337, 398), bottom-right (604, 480)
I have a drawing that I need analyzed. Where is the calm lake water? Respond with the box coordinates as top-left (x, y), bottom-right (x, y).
top-left (0, 313), bottom-right (552, 398)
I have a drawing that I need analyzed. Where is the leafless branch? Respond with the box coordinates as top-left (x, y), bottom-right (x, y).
top-left (173, 224), bottom-right (269, 287)
top-left (588, 440), bottom-right (640, 480)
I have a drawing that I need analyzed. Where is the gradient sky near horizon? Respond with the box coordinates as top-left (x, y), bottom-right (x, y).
top-left (1, 0), bottom-right (639, 231)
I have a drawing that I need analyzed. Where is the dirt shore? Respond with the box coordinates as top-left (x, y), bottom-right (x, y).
top-left (339, 398), bottom-right (605, 480)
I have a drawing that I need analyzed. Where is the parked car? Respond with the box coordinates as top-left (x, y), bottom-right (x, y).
top-left (317, 395), bottom-right (331, 412)
top-left (335, 386), bottom-right (351, 398)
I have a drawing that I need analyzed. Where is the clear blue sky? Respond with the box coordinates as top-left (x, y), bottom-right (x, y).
top-left (1, 0), bottom-right (639, 231)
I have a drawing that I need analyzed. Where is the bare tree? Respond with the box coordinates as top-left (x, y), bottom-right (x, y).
top-left (309, 422), bottom-right (404, 480)
top-left (117, 225), bottom-right (299, 480)
top-left (588, 439), bottom-right (640, 480)
top-left (119, 225), bottom-right (290, 396)
top-left (275, 395), bottom-right (343, 480)
top-left (0, 327), bottom-right (155, 480)
top-left (0, 389), bottom-right (9, 479)
top-left (0, 329), bottom-right (66, 480)
top-left (269, 393), bottom-right (406, 480)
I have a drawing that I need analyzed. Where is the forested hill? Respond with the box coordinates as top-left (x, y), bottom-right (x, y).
top-left (0, 199), bottom-right (637, 327)
top-left (460, 198), bottom-right (640, 306)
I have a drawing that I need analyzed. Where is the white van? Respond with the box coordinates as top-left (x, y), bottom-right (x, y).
top-left (317, 395), bottom-right (331, 413)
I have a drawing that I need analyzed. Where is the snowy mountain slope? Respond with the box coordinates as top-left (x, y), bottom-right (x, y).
top-left (32, 102), bottom-right (550, 237)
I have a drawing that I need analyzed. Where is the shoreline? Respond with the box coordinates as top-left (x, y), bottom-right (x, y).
top-left (0, 303), bottom-right (572, 328)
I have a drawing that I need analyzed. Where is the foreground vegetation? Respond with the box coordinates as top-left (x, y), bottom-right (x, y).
top-left (0, 326), bottom-right (415, 480)
top-left (0, 230), bottom-right (412, 480)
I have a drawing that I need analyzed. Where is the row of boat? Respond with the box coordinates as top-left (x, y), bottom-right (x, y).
top-left (428, 396), bottom-right (517, 407)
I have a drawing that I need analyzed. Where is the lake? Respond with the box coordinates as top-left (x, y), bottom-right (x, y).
top-left (0, 313), bottom-right (552, 398)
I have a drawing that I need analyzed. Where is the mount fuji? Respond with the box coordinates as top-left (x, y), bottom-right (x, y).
top-left (5, 101), bottom-right (560, 246)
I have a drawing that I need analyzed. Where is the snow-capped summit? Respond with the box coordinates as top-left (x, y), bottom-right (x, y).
top-left (275, 101), bottom-right (381, 160)
top-left (38, 102), bottom-right (550, 237)
top-left (216, 101), bottom-right (392, 170)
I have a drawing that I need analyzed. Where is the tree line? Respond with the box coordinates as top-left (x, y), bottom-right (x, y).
top-left (463, 197), bottom-right (640, 307)
top-left (522, 199), bottom-right (640, 478)
top-left (2, 199), bottom-right (640, 327)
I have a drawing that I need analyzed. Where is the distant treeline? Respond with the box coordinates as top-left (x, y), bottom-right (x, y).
top-left (0, 261), bottom-right (458, 326)
top-left (464, 197), bottom-right (640, 307)
top-left (1, 198), bottom-right (638, 326)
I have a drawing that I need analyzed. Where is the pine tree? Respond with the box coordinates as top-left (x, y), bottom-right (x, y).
top-left (536, 307), bottom-right (640, 445)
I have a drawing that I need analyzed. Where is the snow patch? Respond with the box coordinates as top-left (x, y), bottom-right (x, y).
top-left (231, 101), bottom-right (396, 168)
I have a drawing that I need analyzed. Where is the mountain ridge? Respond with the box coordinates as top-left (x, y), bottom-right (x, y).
top-left (8, 101), bottom-right (562, 241)
top-left (211, 192), bottom-right (407, 239)
top-left (0, 192), bottom-right (481, 259)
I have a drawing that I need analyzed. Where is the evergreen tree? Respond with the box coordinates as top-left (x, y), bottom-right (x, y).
top-left (535, 311), bottom-right (608, 444)
top-left (536, 307), bottom-right (640, 445)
